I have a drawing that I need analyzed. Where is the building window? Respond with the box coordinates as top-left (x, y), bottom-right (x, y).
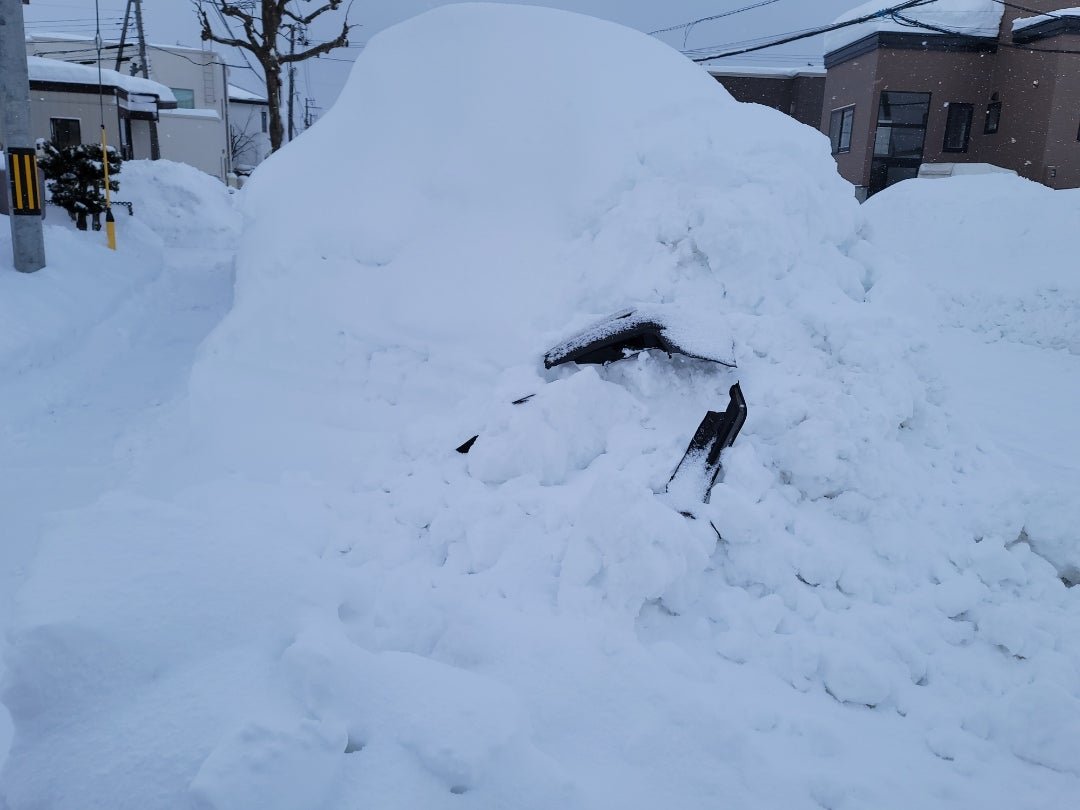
top-left (985, 95), bottom-right (1002, 134)
top-left (50, 118), bottom-right (82, 149)
top-left (869, 91), bottom-right (931, 196)
top-left (260, 111), bottom-right (268, 134)
top-left (829, 106), bottom-right (855, 154)
top-left (170, 88), bottom-right (196, 109)
top-left (943, 103), bottom-right (974, 153)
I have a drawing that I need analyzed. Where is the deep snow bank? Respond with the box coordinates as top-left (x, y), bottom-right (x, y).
top-left (0, 217), bottom-right (161, 380)
top-left (3, 6), bottom-right (1078, 810)
top-left (120, 160), bottom-right (241, 248)
top-left (0, 158), bottom-right (237, 379)
top-left (864, 174), bottom-right (1080, 583)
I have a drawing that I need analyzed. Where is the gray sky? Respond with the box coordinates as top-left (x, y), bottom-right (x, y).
top-left (24, 1), bottom-right (859, 116)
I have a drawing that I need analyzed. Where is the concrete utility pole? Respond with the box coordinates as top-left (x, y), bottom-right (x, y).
top-left (1, 0), bottom-right (47, 272)
top-left (114, 0), bottom-right (134, 72)
top-left (132, 0), bottom-right (160, 159)
top-left (286, 24), bottom-right (298, 142)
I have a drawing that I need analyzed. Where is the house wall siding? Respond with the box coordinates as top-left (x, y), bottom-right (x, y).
top-left (1041, 47), bottom-right (1080, 188)
top-left (712, 74), bottom-right (825, 129)
top-left (821, 51), bottom-right (880, 190)
top-left (26, 89), bottom-right (125, 154)
top-left (874, 48), bottom-right (993, 165)
top-left (158, 110), bottom-right (228, 180)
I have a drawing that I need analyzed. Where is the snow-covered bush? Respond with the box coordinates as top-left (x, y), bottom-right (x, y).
top-left (37, 141), bottom-right (122, 229)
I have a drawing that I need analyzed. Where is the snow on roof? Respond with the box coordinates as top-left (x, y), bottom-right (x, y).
top-left (704, 64), bottom-right (826, 78)
top-left (1013, 7), bottom-right (1080, 31)
top-left (824, 0), bottom-right (1004, 55)
top-left (26, 31), bottom-right (219, 56)
top-left (160, 107), bottom-right (222, 120)
top-left (27, 55), bottom-right (175, 102)
top-left (228, 84), bottom-right (267, 103)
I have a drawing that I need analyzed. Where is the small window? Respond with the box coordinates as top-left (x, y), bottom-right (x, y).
top-left (985, 100), bottom-right (1002, 134)
top-left (943, 103), bottom-right (974, 153)
top-left (260, 110), bottom-right (268, 134)
top-left (170, 88), bottom-right (196, 109)
top-left (50, 118), bottom-right (82, 149)
top-left (829, 106), bottom-right (855, 154)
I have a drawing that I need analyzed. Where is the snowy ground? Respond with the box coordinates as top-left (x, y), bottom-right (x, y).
top-left (0, 163), bottom-right (238, 772)
top-left (1, 6), bottom-right (1078, 810)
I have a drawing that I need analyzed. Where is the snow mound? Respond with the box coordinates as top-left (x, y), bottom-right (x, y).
top-left (4, 5), bottom-right (1079, 810)
top-left (119, 159), bottom-right (240, 247)
top-left (0, 218), bottom-right (162, 380)
top-left (864, 173), bottom-right (1080, 586)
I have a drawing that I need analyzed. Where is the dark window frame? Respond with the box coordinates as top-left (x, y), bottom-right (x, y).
top-left (829, 105), bottom-right (855, 155)
top-left (49, 117), bottom-right (82, 149)
top-left (984, 100), bottom-right (1002, 135)
top-left (943, 102), bottom-right (974, 153)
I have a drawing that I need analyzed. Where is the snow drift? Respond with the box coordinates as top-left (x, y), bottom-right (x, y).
top-left (3, 5), bottom-right (1078, 810)
top-left (863, 174), bottom-right (1080, 586)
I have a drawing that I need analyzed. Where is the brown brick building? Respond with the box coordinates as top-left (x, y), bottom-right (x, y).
top-left (822, 1), bottom-right (1080, 198)
top-left (708, 66), bottom-right (826, 129)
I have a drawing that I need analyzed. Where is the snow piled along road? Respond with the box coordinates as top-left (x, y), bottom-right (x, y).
top-left (3, 5), bottom-right (1079, 810)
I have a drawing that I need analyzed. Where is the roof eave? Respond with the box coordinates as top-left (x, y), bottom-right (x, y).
top-left (824, 31), bottom-right (998, 70)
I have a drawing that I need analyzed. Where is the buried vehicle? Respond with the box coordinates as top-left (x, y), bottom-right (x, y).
top-left (460, 308), bottom-right (747, 506)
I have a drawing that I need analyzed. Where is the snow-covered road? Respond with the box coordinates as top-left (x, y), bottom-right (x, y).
top-left (0, 245), bottom-right (235, 764)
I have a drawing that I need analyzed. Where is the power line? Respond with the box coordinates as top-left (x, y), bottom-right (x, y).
top-left (689, 0), bottom-right (936, 61)
top-left (890, 10), bottom-right (1080, 55)
top-left (649, 1), bottom-right (785, 36)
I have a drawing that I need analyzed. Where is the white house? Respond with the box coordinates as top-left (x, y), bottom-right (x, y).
top-left (18, 56), bottom-right (175, 162)
top-left (227, 84), bottom-right (271, 175)
top-left (26, 33), bottom-right (233, 181)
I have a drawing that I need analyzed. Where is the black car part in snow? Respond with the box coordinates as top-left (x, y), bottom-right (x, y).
top-left (666, 382), bottom-right (747, 504)
top-left (459, 319), bottom-right (747, 507)
top-left (544, 308), bottom-right (736, 369)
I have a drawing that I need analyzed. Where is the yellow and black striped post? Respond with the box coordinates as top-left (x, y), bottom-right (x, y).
top-left (100, 126), bottom-right (116, 250)
top-left (6, 147), bottom-right (42, 217)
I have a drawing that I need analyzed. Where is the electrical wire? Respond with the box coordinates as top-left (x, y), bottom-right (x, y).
top-left (890, 10), bottom-right (1080, 55)
top-left (688, 0), bottom-right (938, 61)
top-left (649, 1), bottom-right (786, 36)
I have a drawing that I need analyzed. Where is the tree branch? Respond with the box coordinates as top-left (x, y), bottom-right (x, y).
top-left (281, 0), bottom-right (344, 27)
top-left (194, 2), bottom-right (262, 54)
top-left (280, 23), bottom-right (353, 63)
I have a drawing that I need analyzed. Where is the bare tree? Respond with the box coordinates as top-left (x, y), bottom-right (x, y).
top-left (195, 1), bottom-right (354, 152)
top-left (229, 124), bottom-right (260, 169)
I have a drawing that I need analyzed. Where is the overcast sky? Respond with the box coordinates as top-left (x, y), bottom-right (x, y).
top-left (24, 1), bottom-right (860, 115)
